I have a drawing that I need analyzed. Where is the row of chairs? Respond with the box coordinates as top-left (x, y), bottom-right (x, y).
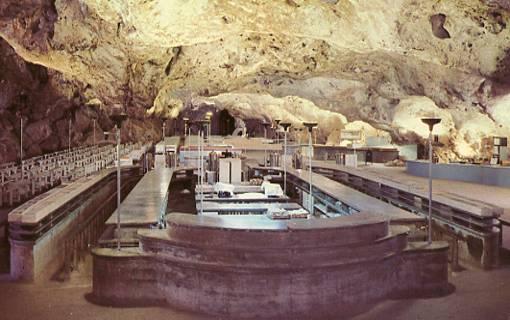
top-left (0, 143), bottom-right (135, 208)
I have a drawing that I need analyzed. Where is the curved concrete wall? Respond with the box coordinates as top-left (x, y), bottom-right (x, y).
top-left (92, 213), bottom-right (449, 319)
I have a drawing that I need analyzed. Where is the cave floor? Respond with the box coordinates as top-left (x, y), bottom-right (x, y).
top-left (0, 254), bottom-right (509, 320)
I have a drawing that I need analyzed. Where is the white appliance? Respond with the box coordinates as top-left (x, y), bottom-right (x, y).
top-left (218, 158), bottom-right (242, 184)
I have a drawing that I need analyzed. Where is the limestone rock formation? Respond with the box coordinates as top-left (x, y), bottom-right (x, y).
top-left (1, 0), bottom-right (510, 161)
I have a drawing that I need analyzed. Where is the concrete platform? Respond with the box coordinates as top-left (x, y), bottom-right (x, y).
top-left (286, 166), bottom-right (424, 224)
top-left (8, 167), bottom-right (141, 281)
top-left (314, 161), bottom-right (502, 218)
top-left (407, 160), bottom-right (510, 188)
top-left (92, 212), bottom-right (449, 319)
top-left (9, 169), bottom-right (117, 225)
top-left (311, 161), bottom-right (503, 269)
top-left (247, 162), bottom-right (422, 225)
top-left (105, 168), bottom-right (175, 226)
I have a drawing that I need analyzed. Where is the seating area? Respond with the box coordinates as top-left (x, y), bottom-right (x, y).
top-left (0, 143), bottom-right (135, 208)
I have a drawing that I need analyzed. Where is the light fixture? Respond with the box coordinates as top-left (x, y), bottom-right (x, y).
top-left (16, 111), bottom-right (24, 176)
top-left (280, 122), bottom-right (291, 194)
top-left (161, 116), bottom-right (168, 140)
top-left (195, 119), bottom-right (209, 215)
top-left (421, 117), bottom-right (441, 245)
top-left (110, 110), bottom-right (128, 251)
top-left (303, 122), bottom-right (318, 214)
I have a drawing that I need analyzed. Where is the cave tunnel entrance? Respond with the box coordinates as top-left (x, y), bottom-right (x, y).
top-left (417, 143), bottom-right (427, 160)
top-left (218, 110), bottom-right (235, 136)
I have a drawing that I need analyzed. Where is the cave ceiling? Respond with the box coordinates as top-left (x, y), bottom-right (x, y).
top-left (1, 0), bottom-right (510, 162)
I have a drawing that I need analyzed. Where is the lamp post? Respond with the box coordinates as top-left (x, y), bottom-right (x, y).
top-left (183, 117), bottom-right (190, 146)
top-left (205, 111), bottom-right (213, 142)
top-left (199, 123), bottom-right (203, 215)
top-left (145, 134), bottom-right (152, 173)
top-left (68, 118), bottom-right (72, 154)
top-left (262, 121), bottom-right (271, 166)
top-left (93, 119), bottom-right (97, 146)
top-left (189, 118), bottom-right (192, 140)
top-left (421, 117), bottom-right (441, 245)
top-left (183, 117), bottom-right (189, 137)
top-left (161, 117), bottom-right (167, 141)
top-left (16, 112), bottom-right (24, 176)
top-left (274, 119), bottom-right (281, 145)
top-left (111, 111), bottom-right (128, 251)
top-left (303, 122), bottom-right (318, 214)
top-left (196, 120), bottom-right (208, 215)
top-left (280, 122), bottom-right (291, 194)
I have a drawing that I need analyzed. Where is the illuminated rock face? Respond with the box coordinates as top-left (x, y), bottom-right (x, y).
top-left (1, 0), bottom-right (510, 161)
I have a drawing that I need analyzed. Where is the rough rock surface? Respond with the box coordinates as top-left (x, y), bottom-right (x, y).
top-left (1, 0), bottom-right (510, 161)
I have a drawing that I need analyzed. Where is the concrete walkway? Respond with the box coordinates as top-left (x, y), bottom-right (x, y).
top-left (362, 164), bottom-right (510, 215)
top-left (317, 161), bottom-right (510, 248)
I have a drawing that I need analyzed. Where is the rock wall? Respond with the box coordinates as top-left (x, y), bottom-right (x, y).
top-left (0, 39), bottom-right (160, 164)
top-left (1, 0), bottom-right (510, 161)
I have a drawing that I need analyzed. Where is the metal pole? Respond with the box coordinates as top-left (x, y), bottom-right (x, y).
top-left (93, 119), bottom-right (96, 146)
top-left (428, 130), bottom-right (433, 245)
top-left (198, 128), bottom-right (201, 209)
top-left (201, 129), bottom-right (204, 214)
top-left (284, 130), bottom-right (287, 194)
top-left (199, 129), bottom-right (204, 215)
top-left (116, 125), bottom-right (122, 251)
top-left (309, 132), bottom-right (313, 214)
top-left (20, 117), bottom-right (23, 177)
top-left (68, 118), bottom-right (72, 154)
top-left (264, 127), bottom-right (267, 166)
top-left (162, 121), bottom-right (166, 140)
